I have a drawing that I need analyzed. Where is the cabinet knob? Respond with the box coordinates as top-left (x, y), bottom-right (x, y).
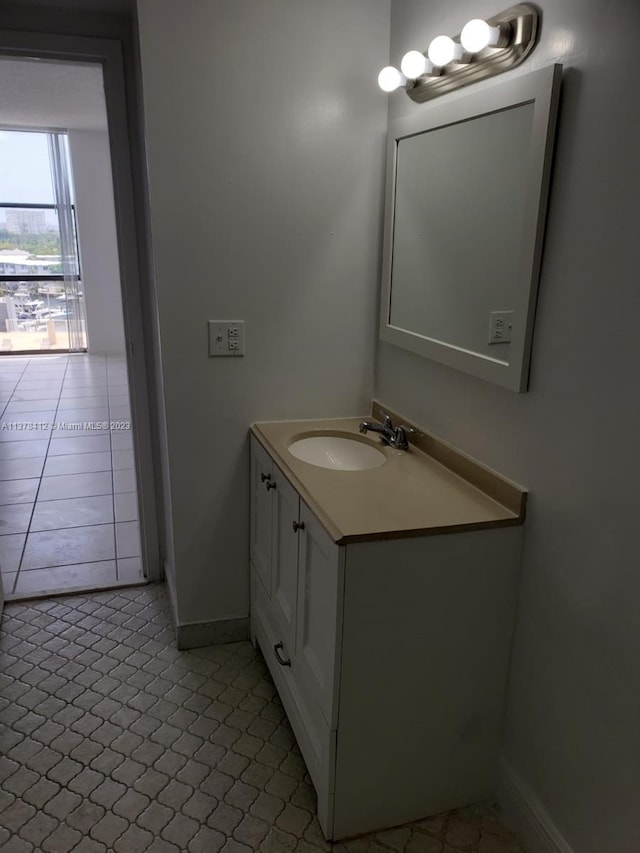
top-left (266, 481), bottom-right (277, 491)
top-left (273, 642), bottom-right (291, 667)
top-left (260, 472), bottom-right (271, 483)
top-left (292, 520), bottom-right (305, 533)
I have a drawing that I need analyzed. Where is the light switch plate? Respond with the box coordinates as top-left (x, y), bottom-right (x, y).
top-left (208, 321), bottom-right (245, 356)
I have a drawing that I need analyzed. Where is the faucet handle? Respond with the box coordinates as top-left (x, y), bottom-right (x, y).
top-left (380, 410), bottom-right (394, 429)
top-left (393, 424), bottom-right (415, 450)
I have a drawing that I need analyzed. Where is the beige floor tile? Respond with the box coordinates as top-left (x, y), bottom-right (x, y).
top-left (22, 524), bottom-right (115, 570)
top-left (12, 561), bottom-right (118, 595)
top-left (0, 502), bottom-right (34, 535)
top-left (31, 495), bottom-right (114, 532)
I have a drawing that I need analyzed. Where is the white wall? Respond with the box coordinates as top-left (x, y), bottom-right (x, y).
top-left (380, 2), bottom-right (640, 852)
top-left (69, 129), bottom-right (126, 354)
top-left (136, 0), bottom-right (390, 626)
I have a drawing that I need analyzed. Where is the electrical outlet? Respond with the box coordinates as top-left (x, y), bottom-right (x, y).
top-left (208, 321), bottom-right (245, 356)
top-left (488, 311), bottom-right (513, 345)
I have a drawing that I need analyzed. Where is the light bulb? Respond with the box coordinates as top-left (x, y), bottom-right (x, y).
top-left (400, 50), bottom-right (430, 79)
top-left (377, 66), bottom-right (406, 93)
top-left (460, 18), bottom-right (503, 53)
top-left (427, 35), bottom-right (463, 67)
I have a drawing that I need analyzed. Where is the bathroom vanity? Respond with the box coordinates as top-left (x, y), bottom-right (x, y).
top-left (249, 406), bottom-right (526, 840)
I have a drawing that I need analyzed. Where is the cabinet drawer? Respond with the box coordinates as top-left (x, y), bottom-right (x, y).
top-left (252, 570), bottom-right (335, 837)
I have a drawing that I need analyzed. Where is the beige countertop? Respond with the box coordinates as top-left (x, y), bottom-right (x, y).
top-left (251, 414), bottom-right (526, 544)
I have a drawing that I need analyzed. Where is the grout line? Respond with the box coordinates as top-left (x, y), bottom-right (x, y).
top-left (11, 356), bottom-right (71, 594)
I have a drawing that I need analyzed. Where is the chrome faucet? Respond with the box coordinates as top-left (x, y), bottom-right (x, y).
top-left (359, 411), bottom-right (413, 450)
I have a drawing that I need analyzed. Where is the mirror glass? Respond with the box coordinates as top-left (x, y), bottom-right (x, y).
top-left (380, 65), bottom-right (561, 391)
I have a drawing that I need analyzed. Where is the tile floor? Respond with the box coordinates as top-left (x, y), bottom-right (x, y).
top-left (0, 584), bottom-right (527, 852)
top-left (0, 354), bottom-right (143, 600)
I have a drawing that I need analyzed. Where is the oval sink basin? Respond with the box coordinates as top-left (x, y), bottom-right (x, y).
top-left (288, 434), bottom-right (386, 471)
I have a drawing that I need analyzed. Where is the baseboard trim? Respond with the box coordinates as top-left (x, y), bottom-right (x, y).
top-left (498, 758), bottom-right (574, 853)
top-left (176, 616), bottom-right (249, 650)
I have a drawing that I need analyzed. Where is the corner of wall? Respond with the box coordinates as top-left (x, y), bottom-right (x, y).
top-left (175, 617), bottom-right (249, 651)
top-left (498, 758), bottom-right (574, 853)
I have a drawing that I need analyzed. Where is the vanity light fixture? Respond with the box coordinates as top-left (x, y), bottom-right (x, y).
top-left (460, 18), bottom-right (508, 52)
top-left (377, 65), bottom-right (407, 93)
top-left (377, 3), bottom-right (539, 103)
top-left (427, 35), bottom-right (465, 68)
top-left (400, 50), bottom-right (437, 80)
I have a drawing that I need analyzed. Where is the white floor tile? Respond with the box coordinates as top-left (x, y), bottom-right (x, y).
top-left (0, 438), bottom-right (49, 459)
top-left (117, 556), bottom-right (144, 582)
top-left (47, 435), bottom-right (111, 456)
top-left (21, 523), bottom-right (116, 570)
top-left (31, 495), bottom-right (114, 532)
top-left (114, 491), bottom-right (139, 523)
top-left (13, 560), bottom-right (118, 594)
top-left (115, 521), bottom-right (141, 559)
top-left (50, 426), bottom-right (110, 439)
top-left (112, 449), bottom-right (134, 471)
top-left (61, 380), bottom-right (108, 390)
top-left (38, 471), bottom-right (113, 501)
top-left (43, 451), bottom-right (112, 477)
top-left (0, 503), bottom-right (33, 535)
top-left (114, 468), bottom-right (136, 494)
top-left (107, 394), bottom-right (131, 407)
top-left (0, 409), bottom-right (55, 424)
top-left (11, 382), bottom-right (60, 408)
top-left (57, 396), bottom-right (109, 411)
top-left (14, 379), bottom-right (58, 391)
top-left (109, 406), bottom-right (131, 420)
top-left (0, 457), bottom-right (45, 481)
top-left (106, 384), bottom-right (129, 396)
top-left (4, 399), bottom-right (60, 412)
top-left (0, 353), bottom-right (143, 598)
top-left (1, 572), bottom-right (16, 595)
top-left (55, 407), bottom-right (109, 421)
top-left (59, 387), bottom-right (108, 399)
top-left (110, 432), bottom-right (133, 450)
top-left (21, 371), bottom-right (66, 381)
top-left (0, 427), bottom-right (52, 443)
top-left (0, 478), bottom-right (40, 504)
top-left (0, 532), bottom-right (27, 573)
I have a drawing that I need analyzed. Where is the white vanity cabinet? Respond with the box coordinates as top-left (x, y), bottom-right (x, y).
top-left (249, 433), bottom-right (523, 841)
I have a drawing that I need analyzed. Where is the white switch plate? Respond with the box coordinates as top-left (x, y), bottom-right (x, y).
top-left (208, 321), bottom-right (245, 356)
top-left (488, 311), bottom-right (513, 345)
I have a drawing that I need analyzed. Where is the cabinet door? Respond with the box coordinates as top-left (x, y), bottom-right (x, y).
top-left (270, 467), bottom-right (300, 657)
top-left (295, 501), bottom-right (343, 729)
top-left (250, 437), bottom-right (273, 596)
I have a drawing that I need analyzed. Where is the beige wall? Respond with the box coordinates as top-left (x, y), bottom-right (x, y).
top-left (379, 2), bottom-right (640, 851)
top-left (136, 0), bottom-right (390, 627)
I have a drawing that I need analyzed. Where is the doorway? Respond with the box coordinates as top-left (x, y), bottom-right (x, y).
top-left (0, 127), bottom-right (87, 353)
top-left (0, 36), bottom-right (161, 602)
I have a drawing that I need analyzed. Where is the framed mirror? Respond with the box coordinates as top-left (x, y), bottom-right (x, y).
top-left (379, 64), bottom-right (562, 392)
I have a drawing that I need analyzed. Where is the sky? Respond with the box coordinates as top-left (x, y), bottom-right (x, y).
top-left (0, 130), bottom-right (56, 209)
top-left (0, 130), bottom-right (63, 230)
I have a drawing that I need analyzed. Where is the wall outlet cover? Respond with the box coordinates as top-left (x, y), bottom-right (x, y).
top-left (208, 320), bottom-right (245, 356)
top-left (488, 311), bottom-right (513, 345)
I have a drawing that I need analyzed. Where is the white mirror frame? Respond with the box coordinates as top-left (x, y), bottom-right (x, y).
top-left (379, 63), bottom-right (562, 392)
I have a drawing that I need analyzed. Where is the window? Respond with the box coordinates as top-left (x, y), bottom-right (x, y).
top-left (0, 130), bottom-right (80, 280)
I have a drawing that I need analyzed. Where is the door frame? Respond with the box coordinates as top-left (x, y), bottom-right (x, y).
top-left (0, 29), bottom-right (162, 582)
